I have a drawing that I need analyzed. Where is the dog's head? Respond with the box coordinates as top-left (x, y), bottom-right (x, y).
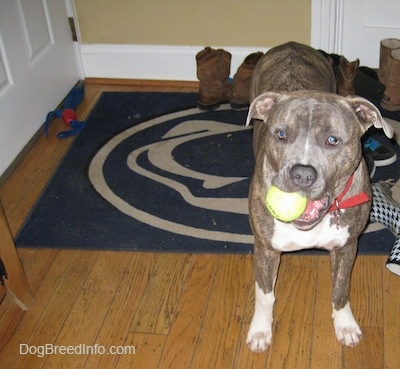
top-left (247, 90), bottom-right (394, 230)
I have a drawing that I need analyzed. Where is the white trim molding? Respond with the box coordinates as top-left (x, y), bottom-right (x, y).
top-left (65, 0), bottom-right (85, 79)
top-left (80, 1), bottom-right (344, 80)
top-left (311, 0), bottom-right (344, 54)
top-left (80, 44), bottom-right (267, 81)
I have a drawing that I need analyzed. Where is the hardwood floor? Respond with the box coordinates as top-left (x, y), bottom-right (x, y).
top-left (0, 79), bottom-right (399, 369)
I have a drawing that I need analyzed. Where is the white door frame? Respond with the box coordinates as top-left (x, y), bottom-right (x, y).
top-left (311, 0), bottom-right (400, 67)
top-left (311, 0), bottom-right (344, 54)
top-left (65, 0), bottom-right (85, 79)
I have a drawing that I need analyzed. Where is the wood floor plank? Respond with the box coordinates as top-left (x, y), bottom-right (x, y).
top-left (84, 78), bottom-right (198, 90)
top-left (351, 255), bottom-right (384, 328)
top-left (310, 255), bottom-right (343, 369)
top-left (17, 249), bottom-right (61, 295)
top-left (0, 121), bottom-right (75, 236)
top-left (234, 323), bottom-right (269, 369)
top-left (0, 250), bottom-right (79, 369)
top-left (265, 257), bottom-right (318, 369)
top-left (84, 252), bottom-right (158, 369)
top-left (158, 254), bottom-right (219, 369)
top-left (0, 248), bottom-right (60, 354)
top-left (282, 253), bottom-right (321, 268)
top-left (0, 199), bottom-right (32, 310)
top-left (38, 251), bottom-right (132, 369)
top-left (130, 253), bottom-right (192, 335)
top-left (343, 327), bottom-right (384, 369)
top-left (383, 257), bottom-right (400, 369)
top-left (242, 285), bottom-right (255, 326)
top-left (189, 254), bottom-right (253, 369)
top-left (10, 250), bottom-right (98, 369)
top-left (0, 295), bottom-right (25, 354)
top-left (114, 332), bottom-right (166, 369)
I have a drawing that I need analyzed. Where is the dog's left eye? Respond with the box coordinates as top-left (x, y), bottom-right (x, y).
top-left (276, 130), bottom-right (287, 140)
top-left (326, 135), bottom-right (339, 146)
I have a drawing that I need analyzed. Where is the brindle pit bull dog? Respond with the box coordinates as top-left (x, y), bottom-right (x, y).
top-left (245, 42), bottom-right (393, 353)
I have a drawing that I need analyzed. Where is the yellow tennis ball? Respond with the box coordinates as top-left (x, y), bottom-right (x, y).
top-left (266, 186), bottom-right (307, 222)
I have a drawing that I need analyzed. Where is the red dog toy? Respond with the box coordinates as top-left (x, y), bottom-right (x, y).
top-left (45, 81), bottom-right (85, 138)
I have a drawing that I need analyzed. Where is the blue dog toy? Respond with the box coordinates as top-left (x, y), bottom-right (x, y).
top-left (45, 81), bottom-right (85, 138)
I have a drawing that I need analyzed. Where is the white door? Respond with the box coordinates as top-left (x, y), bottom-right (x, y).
top-left (341, 0), bottom-right (400, 67)
top-left (0, 0), bottom-right (81, 176)
top-left (312, 0), bottom-right (400, 68)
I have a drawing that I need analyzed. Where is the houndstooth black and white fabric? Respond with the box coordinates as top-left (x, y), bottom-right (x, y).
top-left (370, 183), bottom-right (400, 276)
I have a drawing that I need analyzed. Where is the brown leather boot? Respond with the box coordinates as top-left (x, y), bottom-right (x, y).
top-left (381, 49), bottom-right (400, 111)
top-left (230, 52), bottom-right (263, 109)
top-left (379, 38), bottom-right (400, 85)
top-left (196, 47), bottom-right (232, 110)
top-left (337, 56), bottom-right (359, 96)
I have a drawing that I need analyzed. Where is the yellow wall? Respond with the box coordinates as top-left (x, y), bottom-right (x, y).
top-left (74, 0), bottom-right (311, 47)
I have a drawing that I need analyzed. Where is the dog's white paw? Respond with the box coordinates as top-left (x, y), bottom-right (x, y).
top-left (335, 325), bottom-right (362, 347)
top-left (332, 303), bottom-right (362, 347)
top-left (246, 329), bottom-right (272, 353)
top-left (246, 283), bottom-right (275, 353)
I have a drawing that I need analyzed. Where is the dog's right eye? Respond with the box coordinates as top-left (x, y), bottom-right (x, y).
top-left (276, 130), bottom-right (287, 140)
top-left (326, 135), bottom-right (339, 146)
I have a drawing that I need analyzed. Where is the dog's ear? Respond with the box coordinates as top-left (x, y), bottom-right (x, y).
top-left (346, 96), bottom-right (394, 138)
top-left (245, 92), bottom-right (287, 126)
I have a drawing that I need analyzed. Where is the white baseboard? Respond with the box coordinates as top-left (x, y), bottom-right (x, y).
top-left (80, 44), bottom-right (268, 81)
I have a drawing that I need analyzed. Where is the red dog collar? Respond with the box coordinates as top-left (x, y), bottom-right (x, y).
top-left (328, 173), bottom-right (369, 228)
top-left (329, 174), bottom-right (370, 213)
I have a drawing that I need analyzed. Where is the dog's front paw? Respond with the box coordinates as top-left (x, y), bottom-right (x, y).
top-left (332, 303), bottom-right (362, 347)
top-left (335, 326), bottom-right (362, 347)
top-left (247, 284), bottom-right (275, 353)
top-left (246, 329), bottom-right (272, 353)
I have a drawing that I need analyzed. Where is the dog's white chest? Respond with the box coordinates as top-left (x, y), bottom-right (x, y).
top-left (271, 212), bottom-right (350, 252)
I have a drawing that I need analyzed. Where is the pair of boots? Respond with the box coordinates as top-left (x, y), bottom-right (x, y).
top-left (379, 38), bottom-right (400, 111)
top-left (336, 56), bottom-right (360, 96)
top-left (196, 47), bottom-right (263, 110)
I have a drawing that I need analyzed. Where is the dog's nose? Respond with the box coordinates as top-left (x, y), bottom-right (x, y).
top-left (290, 164), bottom-right (318, 189)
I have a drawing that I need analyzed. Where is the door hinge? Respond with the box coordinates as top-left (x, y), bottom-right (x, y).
top-left (68, 17), bottom-right (78, 42)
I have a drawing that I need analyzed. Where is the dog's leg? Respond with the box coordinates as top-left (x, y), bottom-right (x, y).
top-left (329, 242), bottom-right (362, 347)
top-left (246, 247), bottom-right (281, 353)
